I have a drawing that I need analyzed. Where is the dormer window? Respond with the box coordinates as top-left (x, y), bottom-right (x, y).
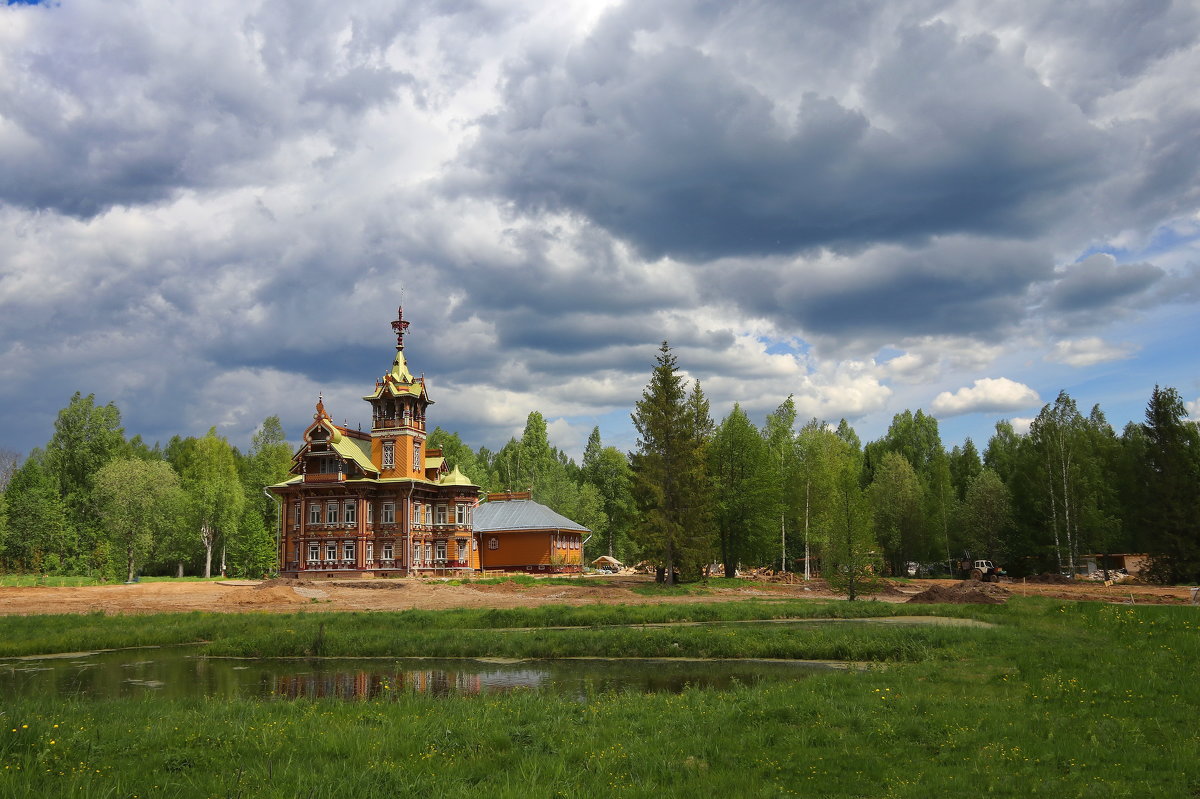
top-left (382, 440), bottom-right (395, 469)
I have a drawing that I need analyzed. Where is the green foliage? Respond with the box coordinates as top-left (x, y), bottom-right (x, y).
top-left (581, 428), bottom-right (637, 562)
top-left (1138, 386), bottom-right (1200, 582)
top-left (427, 427), bottom-right (488, 491)
top-left (1, 453), bottom-right (70, 573)
top-left (180, 429), bottom-right (244, 577)
top-left (947, 437), bottom-right (982, 501)
top-left (630, 343), bottom-right (714, 583)
top-left (226, 505), bottom-right (276, 578)
top-left (761, 396), bottom-right (798, 571)
top-left (93, 458), bottom-right (184, 582)
top-left (42, 392), bottom-right (125, 569)
top-left (868, 451), bottom-right (923, 575)
top-left (710, 404), bottom-right (778, 575)
top-left (961, 468), bottom-right (1013, 561)
top-left (820, 443), bottom-right (879, 599)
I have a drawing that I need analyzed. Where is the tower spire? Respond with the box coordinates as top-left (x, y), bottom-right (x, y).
top-left (391, 305), bottom-right (410, 351)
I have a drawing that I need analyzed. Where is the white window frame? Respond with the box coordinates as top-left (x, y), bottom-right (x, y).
top-left (382, 440), bottom-right (395, 469)
top-left (455, 504), bottom-right (467, 525)
top-left (413, 440), bottom-right (421, 472)
top-left (366, 542), bottom-right (374, 562)
top-left (293, 503), bottom-right (301, 525)
top-left (381, 543), bottom-right (393, 560)
top-left (436, 505), bottom-right (447, 525)
top-left (367, 502), bottom-right (373, 524)
top-left (343, 542), bottom-right (355, 562)
top-left (435, 540), bottom-right (447, 561)
top-left (344, 500), bottom-right (357, 525)
top-left (488, 537), bottom-right (498, 550)
top-left (325, 542), bottom-right (337, 561)
top-left (308, 543), bottom-right (319, 562)
top-left (413, 502), bottom-right (422, 527)
top-left (309, 503), bottom-right (321, 525)
top-left (382, 502), bottom-right (395, 524)
top-left (326, 502), bottom-right (339, 525)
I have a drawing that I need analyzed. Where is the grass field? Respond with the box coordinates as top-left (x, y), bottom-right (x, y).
top-left (1, 598), bottom-right (1196, 797)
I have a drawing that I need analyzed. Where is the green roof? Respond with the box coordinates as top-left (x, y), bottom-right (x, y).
top-left (439, 465), bottom-right (477, 487)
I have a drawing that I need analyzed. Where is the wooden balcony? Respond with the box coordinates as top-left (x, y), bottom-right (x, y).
top-left (305, 472), bottom-right (344, 483)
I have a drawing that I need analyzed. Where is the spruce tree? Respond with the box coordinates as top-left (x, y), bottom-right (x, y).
top-left (1140, 386), bottom-right (1200, 583)
top-left (630, 342), bottom-right (711, 584)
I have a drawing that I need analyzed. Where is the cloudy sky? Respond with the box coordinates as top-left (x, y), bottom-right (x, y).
top-left (2, 0), bottom-right (1198, 461)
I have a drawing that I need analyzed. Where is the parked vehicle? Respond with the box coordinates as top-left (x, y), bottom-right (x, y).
top-left (958, 558), bottom-right (1010, 583)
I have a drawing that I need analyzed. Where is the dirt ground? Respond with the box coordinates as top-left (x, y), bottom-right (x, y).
top-left (0, 574), bottom-right (1196, 616)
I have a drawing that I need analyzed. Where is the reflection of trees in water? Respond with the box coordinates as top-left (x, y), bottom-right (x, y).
top-left (273, 668), bottom-right (485, 700)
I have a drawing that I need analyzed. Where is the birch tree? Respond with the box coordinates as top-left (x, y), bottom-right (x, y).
top-left (94, 458), bottom-right (183, 582)
top-left (181, 429), bottom-right (244, 578)
top-left (711, 404), bottom-right (777, 576)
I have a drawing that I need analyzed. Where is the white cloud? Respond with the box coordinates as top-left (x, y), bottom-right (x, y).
top-left (1186, 399), bottom-right (1200, 421)
top-left (1010, 417), bottom-right (1035, 435)
top-left (1045, 337), bottom-right (1137, 367)
top-left (931, 378), bottom-right (1042, 417)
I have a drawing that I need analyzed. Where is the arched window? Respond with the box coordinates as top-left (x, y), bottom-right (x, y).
top-left (487, 537), bottom-right (499, 550)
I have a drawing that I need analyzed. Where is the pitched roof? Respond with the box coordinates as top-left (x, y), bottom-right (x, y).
top-left (331, 434), bottom-right (378, 475)
top-left (474, 498), bottom-right (589, 533)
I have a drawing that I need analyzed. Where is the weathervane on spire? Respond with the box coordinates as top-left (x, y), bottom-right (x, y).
top-left (391, 304), bottom-right (410, 350)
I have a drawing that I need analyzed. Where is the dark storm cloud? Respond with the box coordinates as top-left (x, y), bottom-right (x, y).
top-left (0, 1), bottom-right (497, 217)
top-left (701, 238), bottom-right (1053, 341)
top-left (1047, 255), bottom-right (1164, 313)
top-left (466, 5), bottom-right (1106, 261)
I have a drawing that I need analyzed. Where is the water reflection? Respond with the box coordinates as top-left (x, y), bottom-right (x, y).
top-left (0, 649), bottom-right (839, 702)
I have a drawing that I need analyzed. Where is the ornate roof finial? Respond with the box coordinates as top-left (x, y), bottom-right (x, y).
top-left (315, 393), bottom-right (329, 420)
top-left (391, 305), bottom-right (410, 350)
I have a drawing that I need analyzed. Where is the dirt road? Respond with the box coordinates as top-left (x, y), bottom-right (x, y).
top-left (0, 575), bottom-right (1193, 616)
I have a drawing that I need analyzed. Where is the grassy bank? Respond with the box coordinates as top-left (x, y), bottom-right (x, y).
top-left (0, 599), bottom-right (960, 658)
top-left (1, 599), bottom-right (1197, 797)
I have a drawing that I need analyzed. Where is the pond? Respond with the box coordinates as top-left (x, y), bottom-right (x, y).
top-left (0, 648), bottom-right (848, 702)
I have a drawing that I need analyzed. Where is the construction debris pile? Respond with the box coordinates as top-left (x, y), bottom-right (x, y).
top-left (906, 581), bottom-right (1009, 604)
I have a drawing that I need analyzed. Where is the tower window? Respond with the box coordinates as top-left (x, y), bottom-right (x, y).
top-left (413, 440), bottom-right (421, 471)
top-left (382, 440), bottom-right (395, 469)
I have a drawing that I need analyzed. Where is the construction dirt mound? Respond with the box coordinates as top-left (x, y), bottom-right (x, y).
top-left (907, 581), bottom-right (1008, 604)
top-left (254, 577), bottom-right (311, 590)
top-left (220, 586), bottom-right (308, 605)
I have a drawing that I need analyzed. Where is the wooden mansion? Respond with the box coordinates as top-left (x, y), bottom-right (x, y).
top-left (269, 307), bottom-right (587, 577)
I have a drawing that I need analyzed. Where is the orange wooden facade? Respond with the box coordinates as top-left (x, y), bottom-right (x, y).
top-left (269, 307), bottom-right (483, 578)
top-left (476, 492), bottom-right (587, 574)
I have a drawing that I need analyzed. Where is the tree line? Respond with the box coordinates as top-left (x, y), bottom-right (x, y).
top-left (0, 392), bottom-right (291, 581)
top-left (2, 353), bottom-right (1196, 587)
top-left (483, 343), bottom-right (1198, 589)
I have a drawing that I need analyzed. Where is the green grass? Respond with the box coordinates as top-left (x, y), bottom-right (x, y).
top-left (0, 600), bottom-right (954, 658)
top-left (1, 599), bottom-right (1198, 797)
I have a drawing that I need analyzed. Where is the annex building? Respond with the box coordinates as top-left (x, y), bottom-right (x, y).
top-left (269, 307), bottom-right (587, 578)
